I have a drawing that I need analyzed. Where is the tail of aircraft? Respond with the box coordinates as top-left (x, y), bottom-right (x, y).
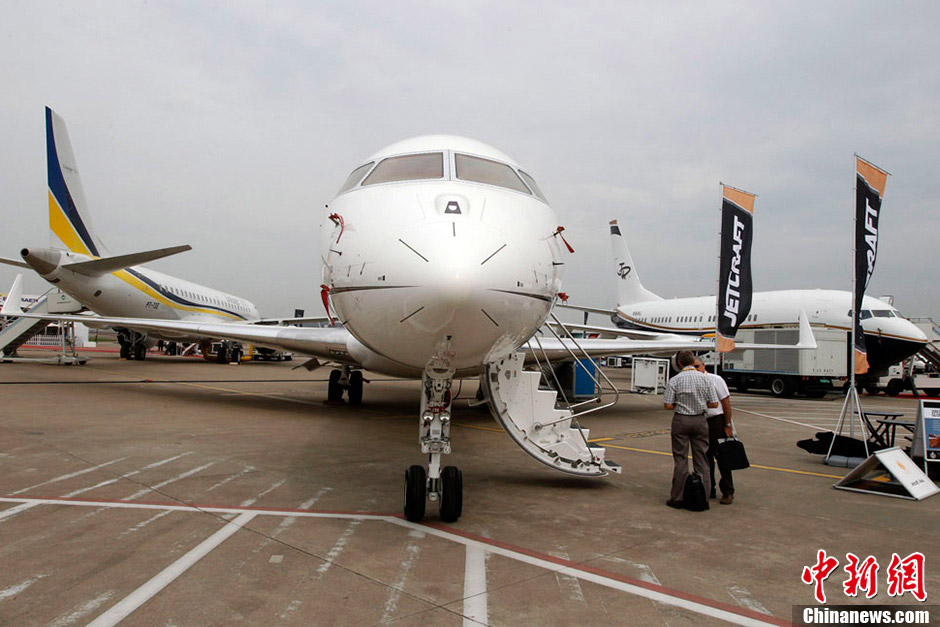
top-left (46, 106), bottom-right (108, 257)
top-left (609, 219), bottom-right (662, 306)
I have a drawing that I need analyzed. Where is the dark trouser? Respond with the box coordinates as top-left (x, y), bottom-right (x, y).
top-left (670, 413), bottom-right (710, 502)
top-left (706, 413), bottom-right (734, 497)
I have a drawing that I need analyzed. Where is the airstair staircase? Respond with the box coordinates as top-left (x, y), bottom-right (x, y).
top-left (0, 296), bottom-right (53, 357)
top-left (482, 314), bottom-right (622, 477)
top-left (918, 342), bottom-right (940, 372)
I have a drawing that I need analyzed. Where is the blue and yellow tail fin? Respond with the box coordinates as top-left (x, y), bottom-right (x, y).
top-left (46, 107), bottom-right (107, 257)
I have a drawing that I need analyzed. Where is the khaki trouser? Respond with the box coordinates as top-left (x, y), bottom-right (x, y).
top-left (670, 413), bottom-right (710, 502)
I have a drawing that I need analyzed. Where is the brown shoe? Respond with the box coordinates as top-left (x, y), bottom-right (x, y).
top-left (719, 494), bottom-right (734, 505)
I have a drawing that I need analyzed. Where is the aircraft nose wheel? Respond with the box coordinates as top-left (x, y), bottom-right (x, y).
top-left (404, 465), bottom-right (426, 522)
top-left (439, 465), bottom-right (462, 523)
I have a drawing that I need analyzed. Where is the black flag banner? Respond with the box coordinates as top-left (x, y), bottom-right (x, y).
top-left (716, 185), bottom-right (755, 353)
top-left (854, 156), bottom-right (889, 374)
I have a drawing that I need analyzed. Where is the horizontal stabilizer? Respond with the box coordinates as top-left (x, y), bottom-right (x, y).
top-left (0, 256), bottom-right (30, 269)
top-left (61, 245), bottom-right (192, 276)
top-left (1, 274), bottom-right (24, 315)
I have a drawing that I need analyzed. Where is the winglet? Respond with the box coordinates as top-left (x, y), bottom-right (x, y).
top-left (797, 309), bottom-right (817, 349)
top-left (1, 274), bottom-right (24, 316)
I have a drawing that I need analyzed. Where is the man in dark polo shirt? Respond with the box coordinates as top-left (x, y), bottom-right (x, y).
top-left (663, 351), bottom-right (718, 508)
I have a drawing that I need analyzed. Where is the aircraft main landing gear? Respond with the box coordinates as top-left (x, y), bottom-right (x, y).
top-left (404, 368), bottom-right (462, 523)
top-left (327, 366), bottom-right (365, 405)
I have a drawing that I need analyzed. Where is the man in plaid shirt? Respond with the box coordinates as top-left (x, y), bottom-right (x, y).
top-left (663, 351), bottom-right (718, 508)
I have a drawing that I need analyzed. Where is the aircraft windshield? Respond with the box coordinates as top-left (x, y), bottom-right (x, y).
top-left (361, 153), bottom-right (444, 186)
top-left (337, 162), bottom-right (374, 194)
top-left (859, 309), bottom-right (897, 320)
top-left (518, 170), bottom-right (547, 201)
top-left (455, 154), bottom-right (531, 194)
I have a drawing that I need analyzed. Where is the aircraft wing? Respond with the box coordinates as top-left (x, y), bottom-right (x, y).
top-left (546, 321), bottom-right (683, 340)
top-left (530, 309), bottom-right (816, 359)
top-left (12, 312), bottom-right (355, 362)
top-left (524, 336), bottom-right (710, 361)
top-left (556, 303), bottom-right (618, 317)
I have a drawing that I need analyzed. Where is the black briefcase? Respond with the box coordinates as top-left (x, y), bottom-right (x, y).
top-left (717, 438), bottom-right (750, 470)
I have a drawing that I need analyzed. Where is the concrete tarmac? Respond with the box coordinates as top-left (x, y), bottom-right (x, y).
top-left (0, 351), bottom-right (937, 626)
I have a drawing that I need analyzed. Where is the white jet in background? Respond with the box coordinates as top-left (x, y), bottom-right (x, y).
top-left (0, 108), bottom-right (265, 362)
top-left (563, 220), bottom-right (927, 396)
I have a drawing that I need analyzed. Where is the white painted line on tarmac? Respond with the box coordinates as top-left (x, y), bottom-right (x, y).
top-left (260, 487), bottom-right (334, 550)
top-left (9, 458), bottom-right (126, 495)
top-left (0, 497), bottom-right (388, 520)
top-left (381, 529), bottom-right (424, 624)
top-left (735, 408), bottom-right (831, 431)
top-left (728, 586), bottom-right (771, 615)
top-left (121, 462), bottom-right (216, 501)
top-left (463, 544), bottom-right (489, 627)
top-left (239, 478), bottom-right (287, 508)
top-left (0, 496), bottom-right (784, 626)
top-left (316, 518), bottom-right (362, 575)
top-left (119, 510), bottom-right (175, 537)
top-left (61, 453), bottom-right (194, 498)
top-left (0, 502), bottom-right (41, 524)
top-left (205, 465), bottom-right (256, 492)
top-left (49, 590), bottom-right (115, 626)
top-left (550, 550), bottom-right (585, 604)
top-left (86, 512), bottom-right (256, 627)
top-left (0, 573), bottom-right (47, 601)
top-left (388, 518), bottom-right (784, 627)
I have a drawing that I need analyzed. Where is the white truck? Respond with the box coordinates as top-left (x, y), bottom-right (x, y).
top-left (720, 327), bottom-right (848, 397)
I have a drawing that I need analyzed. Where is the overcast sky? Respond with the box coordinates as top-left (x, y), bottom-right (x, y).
top-left (1, 2), bottom-right (937, 320)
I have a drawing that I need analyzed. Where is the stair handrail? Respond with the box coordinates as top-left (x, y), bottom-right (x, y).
top-left (541, 312), bottom-right (620, 418)
top-left (529, 331), bottom-right (574, 409)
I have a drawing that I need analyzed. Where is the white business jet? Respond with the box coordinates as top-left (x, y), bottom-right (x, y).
top-left (15, 127), bottom-right (741, 522)
top-left (0, 108), bottom-right (262, 361)
top-left (566, 220), bottom-right (927, 388)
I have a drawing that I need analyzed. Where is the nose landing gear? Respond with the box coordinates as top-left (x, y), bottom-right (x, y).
top-left (404, 368), bottom-right (462, 523)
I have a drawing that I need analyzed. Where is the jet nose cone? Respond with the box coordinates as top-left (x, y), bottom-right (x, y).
top-left (20, 248), bottom-right (61, 276)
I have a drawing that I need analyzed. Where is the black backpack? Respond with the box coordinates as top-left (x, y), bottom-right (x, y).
top-left (683, 474), bottom-right (709, 511)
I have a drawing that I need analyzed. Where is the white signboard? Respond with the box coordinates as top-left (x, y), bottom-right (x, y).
top-left (835, 447), bottom-right (939, 500)
top-left (912, 400), bottom-right (940, 473)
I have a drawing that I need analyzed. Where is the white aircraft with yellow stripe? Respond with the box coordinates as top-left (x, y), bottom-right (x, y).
top-left (0, 108), bottom-right (260, 360)
top-left (10, 111), bottom-right (767, 522)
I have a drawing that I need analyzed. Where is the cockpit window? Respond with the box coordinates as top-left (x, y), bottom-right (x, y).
top-left (455, 153), bottom-right (531, 194)
top-left (337, 162), bottom-right (374, 194)
top-left (871, 310), bottom-right (896, 318)
top-left (518, 170), bottom-right (547, 202)
top-left (361, 153), bottom-right (444, 186)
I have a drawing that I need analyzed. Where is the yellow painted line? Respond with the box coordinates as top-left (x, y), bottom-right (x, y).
top-left (603, 443), bottom-right (842, 479)
top-left (587, 437), bottom-right (614, 443)
top-left (454, 422), bottom-right (505, 433)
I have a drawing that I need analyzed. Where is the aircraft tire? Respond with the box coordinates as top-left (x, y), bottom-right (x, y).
top-left (216, 343), bottom-right (229, 364)
top-left (439, 466), bottom-right (462, 523)
top-left (133, 343), bottom-right (146, 361)
top-left (120, 344), bottom-right (130, 359)
top-left (404, 465), bottom-right (426, 522)
top-left (348, 371), bottom-right (363, 406)
top-left (327, 369), bottom-right (344, 403)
